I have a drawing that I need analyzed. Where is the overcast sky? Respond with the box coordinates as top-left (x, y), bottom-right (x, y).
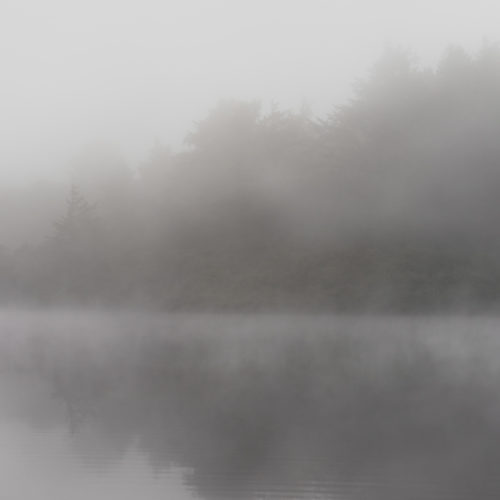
top-left (1, 0), bottom-right (498, 185)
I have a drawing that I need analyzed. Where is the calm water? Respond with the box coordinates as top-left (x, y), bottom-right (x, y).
top-left (1, 311), bottom-right (500, 500)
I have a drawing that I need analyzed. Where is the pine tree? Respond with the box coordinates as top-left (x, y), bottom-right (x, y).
top-left (53, 184), bottom-right (98, 248)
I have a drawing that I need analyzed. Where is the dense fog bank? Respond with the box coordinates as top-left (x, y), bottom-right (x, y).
top-left (3, 46), bottom-right (500, 311)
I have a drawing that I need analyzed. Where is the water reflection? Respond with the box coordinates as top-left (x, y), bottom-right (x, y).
top-left (1, 312), bottom-right (500, 499)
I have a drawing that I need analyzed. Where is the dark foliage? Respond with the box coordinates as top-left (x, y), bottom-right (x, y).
top-left (4, 45), bottom-right (500, 311)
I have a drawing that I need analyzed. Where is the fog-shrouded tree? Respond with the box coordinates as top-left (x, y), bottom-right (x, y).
top-left (35, 185), bottom-right (105, 303)
top-left (5, 45), bottom-right (500, 310)
top-left (52, 185), bottom-right (98, 245)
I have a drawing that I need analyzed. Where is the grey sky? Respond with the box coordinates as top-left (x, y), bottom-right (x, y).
top-left (1, 0), bottom-right (498, 185)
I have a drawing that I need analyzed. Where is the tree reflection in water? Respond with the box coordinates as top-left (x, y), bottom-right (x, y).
top-left (1, 312), bottom-right (500, 500)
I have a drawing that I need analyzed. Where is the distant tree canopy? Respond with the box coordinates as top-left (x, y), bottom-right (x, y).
top-left (4, 44), bottom-right (500, 310)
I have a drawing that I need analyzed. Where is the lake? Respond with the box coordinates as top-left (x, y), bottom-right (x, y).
top-left (1, 310), bottom-right (499, 499)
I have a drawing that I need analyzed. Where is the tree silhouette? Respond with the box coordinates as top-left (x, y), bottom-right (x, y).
top-left (53, 184), bottom-right (98, 248)
top-left (44, 185), bottom-right (103, 302)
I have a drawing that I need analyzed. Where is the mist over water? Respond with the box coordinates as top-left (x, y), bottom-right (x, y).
top-left (4, 1), bottom-right (500, 498)
top-left (1, 311), bottom-right (500, 499)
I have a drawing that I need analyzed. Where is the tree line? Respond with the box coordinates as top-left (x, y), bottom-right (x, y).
top-left (2, 45), bottom-right (500, 311)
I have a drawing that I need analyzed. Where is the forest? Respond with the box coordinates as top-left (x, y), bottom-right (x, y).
top-left (2, 45), bottom-right (500, 312)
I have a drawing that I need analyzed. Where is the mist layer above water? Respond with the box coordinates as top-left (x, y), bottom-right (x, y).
top-left (1, 311), bottom-right (500, 499)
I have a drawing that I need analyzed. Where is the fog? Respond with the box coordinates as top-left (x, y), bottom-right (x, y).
top-left (3, 2), bottom-right (500, 499)
top-left (3, 312), bottom-right (500, 499)
top-left (3, 43), bottom-right (500, 310)
top-left (1, 0), bottom-right (498, 185)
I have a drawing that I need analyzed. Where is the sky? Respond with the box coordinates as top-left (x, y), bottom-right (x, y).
top-left (0, 0), bottom-right (499, 185)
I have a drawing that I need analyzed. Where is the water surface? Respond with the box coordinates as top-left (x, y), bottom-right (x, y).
top-left (1, 311), bottom-right (499, 499)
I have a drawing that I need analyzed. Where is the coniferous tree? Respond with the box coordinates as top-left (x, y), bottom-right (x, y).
top-left (47, 185), bottom-right (102, 302)
top-left (53, 184), bottom-right (98, 248)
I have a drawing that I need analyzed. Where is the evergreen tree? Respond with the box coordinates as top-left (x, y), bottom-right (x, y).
top-left (46, 185), bottom-right (102, 302)
top-left (53, 184), bottom-right (98, 249)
